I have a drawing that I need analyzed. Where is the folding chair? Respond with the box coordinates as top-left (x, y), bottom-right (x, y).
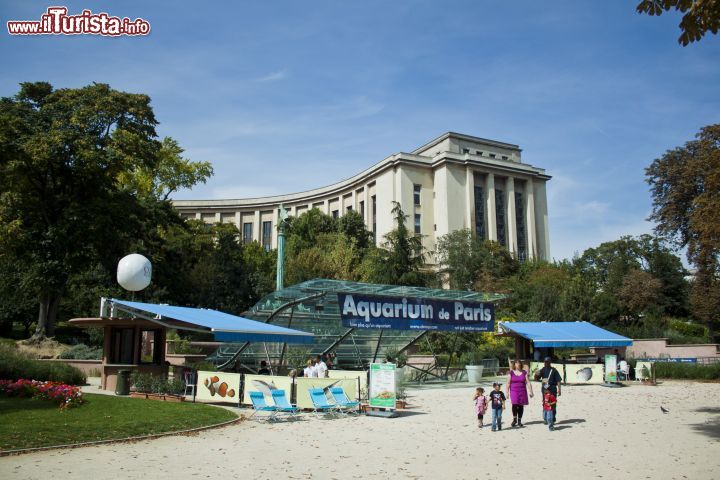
top-left (249, 391), bottom-right (278, 422)
top-left (271, 390), bottom-right (300, 420)
top-left (329, 386), bottom-right (360, 415)
top-left (308, 388), bottom-right (339, 418)
top-left (183, 370), bottom-right (197, 397)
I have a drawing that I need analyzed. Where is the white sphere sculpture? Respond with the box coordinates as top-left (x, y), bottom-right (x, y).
top-left (117, 254), bottom-right (152, 291)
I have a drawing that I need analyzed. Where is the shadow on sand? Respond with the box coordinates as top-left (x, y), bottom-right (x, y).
top-left (690, 407), bottom-right (720, 439)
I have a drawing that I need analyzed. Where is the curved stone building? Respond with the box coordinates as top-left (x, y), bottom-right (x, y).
top-left (173, 132), bottom-right (551, 261)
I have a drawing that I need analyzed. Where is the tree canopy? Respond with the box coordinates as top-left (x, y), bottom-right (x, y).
top-left (636, 0), bottom-right (720, 45)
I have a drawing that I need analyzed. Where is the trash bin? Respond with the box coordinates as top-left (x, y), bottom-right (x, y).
top-left (466, 365), bottom-right (484, 383)
top-left (116, 369), bottom-right (131, 395)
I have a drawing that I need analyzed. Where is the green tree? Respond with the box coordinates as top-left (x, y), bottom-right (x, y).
top-left (646, 124), bottom-right (719, 330)
top-left (360, 202), bottom-right (430, 286)
top-left (636, 0), bottom-right (720, 45)
top-left (435, 229), bottom-right (518, 291)
top-left (0, 82), bottom-right (208, 338)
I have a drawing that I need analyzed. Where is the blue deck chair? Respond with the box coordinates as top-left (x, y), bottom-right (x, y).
top-left (249, 391), bottom-right (277, 422)
top-left (271, 390), bottom-right (300, 420)
top-left (329, 387), bottom-right (360, 415)
top-left (308, 388), bottom-right (338, 418)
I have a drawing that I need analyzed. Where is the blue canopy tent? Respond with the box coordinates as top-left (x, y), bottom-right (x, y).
top-left (106, 298), bottom-right (315, 344)
top-left (498, 321), bottom-right (632, 359)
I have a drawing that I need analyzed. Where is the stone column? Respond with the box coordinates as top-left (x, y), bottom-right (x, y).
top-left (525, 179), bottom-right (537, 259)
top-left (234, 211), bottom-right (241, 229)
top-left (506, 177), bottom-right (517, 254)
top-left (364, 186), bottom-right (370, 225)
top-left (485, 173), bottom-right (497, 241)
top-left (534, 181), bottom-right (551, 260)
top-left (465, 166), bottom-right (475, 231)
top-left (254, 210), bottom-right (261, 243)
top-left (323, 198), bottom-right (330, 215)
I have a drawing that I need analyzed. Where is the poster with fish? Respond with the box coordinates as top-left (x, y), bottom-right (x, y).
top-left (296, 377), bottom-right (359, 410)
top-left (242, 375), bottom-right (293, 406)
top-left (564, 364), bottom-right (604, 384)
top-left (196, 371), bottom-right (241, 404)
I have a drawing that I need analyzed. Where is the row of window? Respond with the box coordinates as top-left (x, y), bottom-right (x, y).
top-left (473, 186), bottom-right (528, 259)
top-left (461, 148), bottom-right (509, 161)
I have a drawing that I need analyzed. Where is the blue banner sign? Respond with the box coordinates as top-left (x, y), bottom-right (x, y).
top-left (337, 293), bottom-right (494, 331)
top-left (639, 357), bottom-right (697, 363)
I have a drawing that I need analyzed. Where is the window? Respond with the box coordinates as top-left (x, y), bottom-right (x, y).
top-left (489, 153), bottom-right (496, 159)
top-left (515, 191), bottom-right (527, 261)
top-left (360, 200), bottom-right (365, 218)
top-left (413, 184), bottom-right (421, 205)
top-left (462, 148), bottom-right (470, 154)
top-left (262, 221), bottom-right (272, 251)
top-left (476, 150), bottom-right (483, 156)
top-left (371, 195), bottom-right (377, 238)
top-left (110, 328), bottom-right (134, 364)
top-left (474, 185), bottom-right (485, 239)
top-left (495, 189), bottom-right (506, 247)
top-left (242, 222), bottom-right (253, 244)
top-left (414, 214), bottom-right (421, 234)
top-left (140, 329), bottom-right (162, 364)
top-left (501, 155), bottom-right (509, 161)
top-left (332, 210), bottom-right (339, 219)
top-left (346, 205), bottom-right (352, 212)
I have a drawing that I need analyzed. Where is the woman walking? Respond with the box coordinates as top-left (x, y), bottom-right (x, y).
top-left (506, 359), bottom-right (534, 427)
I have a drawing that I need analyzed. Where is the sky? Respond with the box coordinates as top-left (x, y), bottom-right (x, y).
top-left (2, 1), bottom-right (718, 261)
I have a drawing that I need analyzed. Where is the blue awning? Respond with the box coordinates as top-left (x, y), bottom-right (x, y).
top-left (109, 299), bottom-right (314, 344)
top-left (498, 321), bottom-right (632, 348)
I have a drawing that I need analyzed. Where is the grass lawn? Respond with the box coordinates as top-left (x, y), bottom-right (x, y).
top-left (0, 393), bottom-right (238, 451)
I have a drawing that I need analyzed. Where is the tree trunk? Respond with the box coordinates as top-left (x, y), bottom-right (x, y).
top-left (33, 291), bottom-right (62, 339)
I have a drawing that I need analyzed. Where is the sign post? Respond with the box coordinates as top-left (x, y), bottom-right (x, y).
top-left (604, 354), bottom-right (618, 383)
top-left (369, 363), bottom-right (397, 410)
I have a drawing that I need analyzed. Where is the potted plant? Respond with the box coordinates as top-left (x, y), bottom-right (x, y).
top-left (464, 351), bottom-right (485, 383)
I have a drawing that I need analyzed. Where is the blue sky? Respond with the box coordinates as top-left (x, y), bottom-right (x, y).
top-left (2, 1), bottom-right (718, 261)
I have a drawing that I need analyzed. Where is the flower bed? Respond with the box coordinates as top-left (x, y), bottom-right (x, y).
top-left (0, 379), bottom-right (84, 410)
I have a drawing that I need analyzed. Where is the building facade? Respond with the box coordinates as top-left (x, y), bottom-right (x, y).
top-left (173, 132), bottom-right (551, 261)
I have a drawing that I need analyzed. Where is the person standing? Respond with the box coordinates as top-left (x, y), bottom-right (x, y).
top-left (473, 387), bottom-right (488, 428)
top-left (489, 382), bottom-right (506, 431)
top-left (315, 355), bottom-right (328, 378)
top-left (543, 389), bottom-right (557, 431)
top-left (536, 356), bottom-right (561, 423)
top-left (506, 359), bottom-right (533, 427)
top-left (304, 359), bottom-right (318, 378)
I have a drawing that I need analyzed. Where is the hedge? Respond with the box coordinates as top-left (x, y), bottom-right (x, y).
top-left (654, 362), bottom-right (720, 380)
top-left (0, 344), bottom-right (87, 385)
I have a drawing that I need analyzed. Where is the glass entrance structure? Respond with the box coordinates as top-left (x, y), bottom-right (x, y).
top-left (208, 279), bottom-right (505, 371)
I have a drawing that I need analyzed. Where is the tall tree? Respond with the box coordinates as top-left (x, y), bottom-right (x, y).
top-left (646, 124), bottom-right (720, 331)
top-left (0, 82), bottom-right (208, 338)
top-left (360, 202), bottom-right (429, 286)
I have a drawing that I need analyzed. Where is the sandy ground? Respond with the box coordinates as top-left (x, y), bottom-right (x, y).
top-left (1, 380), bottom-right (719, 480)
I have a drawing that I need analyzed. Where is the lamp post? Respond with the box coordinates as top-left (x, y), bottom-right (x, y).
top-left (276, 204), bottom-right (289, 291)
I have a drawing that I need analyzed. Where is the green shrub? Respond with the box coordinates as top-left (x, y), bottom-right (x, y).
top-left (130, 372), bottom-right (185, 395)
top-left (0, 344), bottom-right (87, 385)
top-left (130, 372), bottom-right (153, 393)
top-left (59, 343), bottom-right (103, 360)
top-left (654, 362), bottom-right (720, 380)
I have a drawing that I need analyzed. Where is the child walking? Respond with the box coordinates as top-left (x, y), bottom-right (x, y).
top-left (489, 382), bottom-right (506, 431)
top-left (543, 389), bottom-right (557, 431)
top-left (473, 387), bottom-right (487, 428)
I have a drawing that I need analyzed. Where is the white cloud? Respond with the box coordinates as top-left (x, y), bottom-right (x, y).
top-left (255, 70), bottom-right (288, 82)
